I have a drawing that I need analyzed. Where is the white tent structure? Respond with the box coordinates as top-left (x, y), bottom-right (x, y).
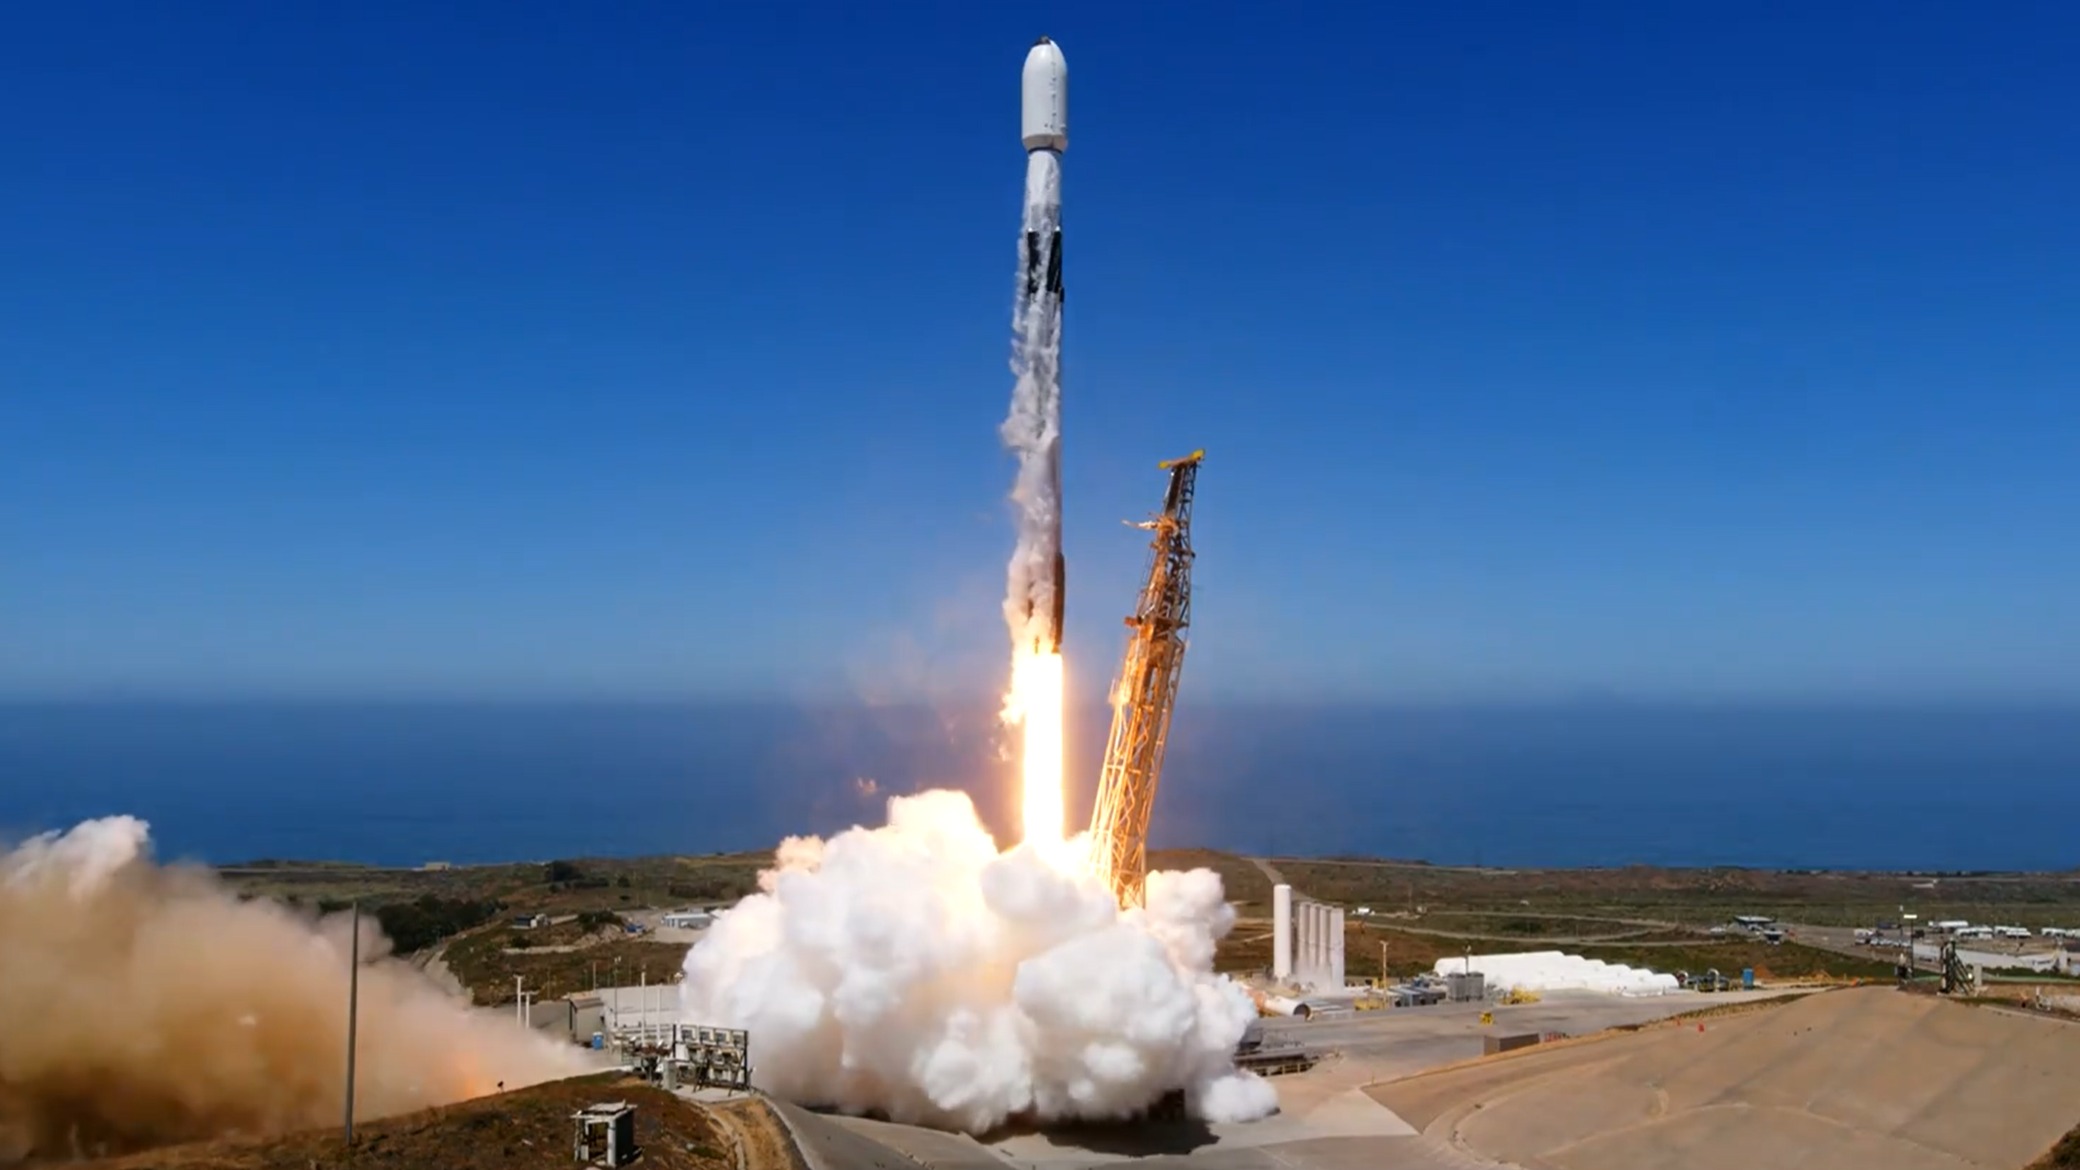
top-left (1434, 950), bottom-right (1681, 996)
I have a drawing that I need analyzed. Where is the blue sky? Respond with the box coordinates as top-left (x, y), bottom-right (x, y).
top-left (3, 1), bottom-right (2076, 704)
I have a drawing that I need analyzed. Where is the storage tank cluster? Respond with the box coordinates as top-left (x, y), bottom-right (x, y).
top-left (1433, 950), bottom-right (1680, 996)
top-left (1271, 883), bottom-right (1345, 992)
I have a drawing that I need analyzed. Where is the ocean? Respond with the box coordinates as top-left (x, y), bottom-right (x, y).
top-left (1, 701), bottom-right (2075, 873)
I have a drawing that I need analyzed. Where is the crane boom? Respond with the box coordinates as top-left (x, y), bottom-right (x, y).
top-left (1087, 450), bottom-right (1203, 908)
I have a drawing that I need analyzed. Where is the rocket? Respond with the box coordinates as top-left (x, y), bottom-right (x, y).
top-left (1021, 36), bottom-right (1068, 287)
top-left (1017, 36), bottom-right (1068, 653)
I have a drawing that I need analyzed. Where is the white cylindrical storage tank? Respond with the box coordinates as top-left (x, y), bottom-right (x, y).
top-left (1272, 884), bottom-right (1293, 979)
top-left (1304, 903), bottom-right (1321, 984)
top-left (1309, 904), bottom-right (1323, 987)
top-left (1297, 903), bottom-right (1313, 985)
top-left (1330, 907), bottom-right (1346, 988)
top-left (1295, 902), bottom-right (1309, 984)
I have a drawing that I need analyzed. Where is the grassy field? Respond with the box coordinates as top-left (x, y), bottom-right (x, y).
top-left (216, 845), bottom-right (2080, 1008)
top-left (217, 854), bottom-right (765, 1006)
top-left (1570, 939), bottom-right (1895, 983)
top-left (221, 854), bottom-right (767, 921)
top-left (1398, 912), bottom-right (1665, 938)
top-left (1269, 858), bottom-right (2080, 932)
top-left (85, 1076), bottom-right (739, 1170)
top-left (1213, 919), bottom-right (1896, 984)
top-left (445, 926), bottom-right (694, 1004)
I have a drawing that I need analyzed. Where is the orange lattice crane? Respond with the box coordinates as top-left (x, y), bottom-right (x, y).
top-left (1087, 450), bottom-right (1203, 907)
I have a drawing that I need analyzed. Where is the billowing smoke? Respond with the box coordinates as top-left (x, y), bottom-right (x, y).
top-left (0, 817), bottom-right (591, 1163)
top-left (1001, 149), bottom-right (1065, 653)
top-left (676, 789), bottom-right (1278, 1133)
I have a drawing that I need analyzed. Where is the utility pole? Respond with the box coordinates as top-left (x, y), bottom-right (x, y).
top-left (344, 901), bottom-right (361, 1146)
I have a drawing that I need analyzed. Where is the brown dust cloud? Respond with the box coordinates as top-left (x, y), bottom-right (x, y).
top-left (0, 817), bottom-right (590, 1163)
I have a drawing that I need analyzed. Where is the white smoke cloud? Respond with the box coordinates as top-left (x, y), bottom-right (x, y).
top-left (0, 817), bottom-right (592, 1163)
top-left (676, 789), bottom-right (1278, 1133)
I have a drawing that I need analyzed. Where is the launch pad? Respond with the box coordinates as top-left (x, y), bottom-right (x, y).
top-left (775, 991), bottom-right (1797, 1170)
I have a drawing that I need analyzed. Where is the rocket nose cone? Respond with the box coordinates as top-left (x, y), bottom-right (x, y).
top-left (1022, 39), bottom-right (1065, 75)
top-left (1021, 38), bottom-right (1067, 151)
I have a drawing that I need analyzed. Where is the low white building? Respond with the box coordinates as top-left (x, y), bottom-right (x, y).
top-left (661, 909), bottom-right (714, 930)
top-left (599, 983), bottom-right (683, 1033)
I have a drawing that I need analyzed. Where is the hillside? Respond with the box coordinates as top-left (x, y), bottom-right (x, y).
top-left (77, 1078), bottom-right (800, 1170)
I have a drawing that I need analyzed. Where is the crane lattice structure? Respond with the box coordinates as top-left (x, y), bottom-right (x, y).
top-left (1088, 449), bottom-right (1203, 908)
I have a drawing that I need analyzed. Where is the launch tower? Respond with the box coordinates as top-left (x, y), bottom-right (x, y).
top-left (1088, 450), bottom-right (1204, 907)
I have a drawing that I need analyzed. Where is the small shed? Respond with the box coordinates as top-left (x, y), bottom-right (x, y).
top-left (572, 1101), bottom-right (637, 1168)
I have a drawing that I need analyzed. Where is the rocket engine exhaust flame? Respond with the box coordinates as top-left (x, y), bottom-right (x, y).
top-left (1007, 648), bottom-right (1066, 846)
top-left (0, 817), bottom-right (591, 1164)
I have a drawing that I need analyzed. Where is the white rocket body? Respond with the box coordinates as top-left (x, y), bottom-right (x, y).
top-left (1004, 38), bottom-right (1069, 655)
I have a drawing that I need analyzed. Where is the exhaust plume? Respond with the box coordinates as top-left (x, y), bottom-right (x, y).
top-left (677, 789), bottom-right (1278, 1133)
top-left (0, 817), bottom-right (590, 1164)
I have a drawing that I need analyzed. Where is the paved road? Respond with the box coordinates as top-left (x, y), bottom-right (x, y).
top-left (1357, 922), bottom-right (1688, 946)
top-left (1779, 922), bottom-right (1933, 972)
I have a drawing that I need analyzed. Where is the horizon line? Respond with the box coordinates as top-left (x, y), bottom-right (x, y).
top-left (5, 692), bottom-right (2080, 712)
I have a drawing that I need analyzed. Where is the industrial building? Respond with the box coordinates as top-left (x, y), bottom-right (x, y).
top-left (597, 983), bottom-right (681, 1033)
top-left (524, 983), bottom-right (684, 1047)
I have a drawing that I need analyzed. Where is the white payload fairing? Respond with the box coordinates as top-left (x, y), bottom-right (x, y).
top-left (1021, 36), bottom-right (1068, 153)
top-left (1005, 36), bottom-right (1069, 655)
